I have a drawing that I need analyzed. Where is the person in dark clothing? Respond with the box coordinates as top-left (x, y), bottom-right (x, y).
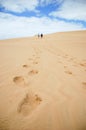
top-left (41, 33), bottom-right (43, 38)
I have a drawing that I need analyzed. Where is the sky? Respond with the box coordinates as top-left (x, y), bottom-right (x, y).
top-left (0, 0), bottom-right (86, 40)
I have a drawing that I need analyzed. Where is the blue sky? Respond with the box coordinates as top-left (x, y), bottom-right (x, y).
top-left (0, 0), bottom-right (86, 39)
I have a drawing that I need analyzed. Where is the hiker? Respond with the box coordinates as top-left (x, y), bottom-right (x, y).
top-left (38, 34), bottom-right (40, 38)
top-left (41, 33), bottom-right (43, 38)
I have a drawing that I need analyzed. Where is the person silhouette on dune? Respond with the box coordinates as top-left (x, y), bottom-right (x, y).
top-left (41, 33), bottom-right (43, 38)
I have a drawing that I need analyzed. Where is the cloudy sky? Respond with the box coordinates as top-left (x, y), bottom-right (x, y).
top-left (0, 0), bottom-right (86, 39)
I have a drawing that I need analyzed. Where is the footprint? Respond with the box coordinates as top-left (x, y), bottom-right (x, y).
top-left (28, 58), bottom-right (33, 61)
top-left (65, 70), bottom-right (72, 75)
top-left (18, 93), bottom-right (42, 116)
top-left (65, 54), bottom-right (68, 57)
top-left (33, 61), bottom-right (38, 64)
top-left (22, 64), bottom-right (29, 68)
top-left (82, 82), bottom-right (86, 89)
top-left (28, 70), bottom-right (38, 75)
top-left (58, 61), bottom-right (62, 64)
top-left (13, 76), bottom-right (25, 85)
top-left (64, 66), bottom-right (67, 68)
top-left (70, 57), bottom-right (75, 61)
top-left (32, 54), bottom-right (36, 57)
top-left (79, 63), bottom-right (86, 67)
top-left (36, 56), bottom-right (40, 59)
top-left (63, 55), bottom-right (68, 58)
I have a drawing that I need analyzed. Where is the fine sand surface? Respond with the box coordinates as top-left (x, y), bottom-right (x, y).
top-left (0, 31), bottom-right (86, 130)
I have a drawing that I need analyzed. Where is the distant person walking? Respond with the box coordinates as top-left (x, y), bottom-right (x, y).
top-left (38, 34), bottom-right (40, 38)
top-left (41, 33), bottom-right (43, 38)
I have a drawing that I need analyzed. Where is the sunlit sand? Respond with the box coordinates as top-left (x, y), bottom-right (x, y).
top-left (0, 30), bottom-right (86, 130)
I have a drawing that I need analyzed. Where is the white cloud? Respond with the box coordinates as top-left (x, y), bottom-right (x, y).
top-left (39, 0), bottom-right (63, 6)
top-left (50, 0), bottom-right (86, 21)
top-left (0, 12), bottom-right (84, 40)
top-left (0, 0), bottom-right (39, 12)
top-left (0, 0), bottom-right (63, 12)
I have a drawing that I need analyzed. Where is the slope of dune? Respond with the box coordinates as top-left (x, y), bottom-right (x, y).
top-left (0, 31), bottom-right (86, 130)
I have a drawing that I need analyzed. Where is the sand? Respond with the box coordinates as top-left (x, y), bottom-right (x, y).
top-left (0, 30), bottom-right (86, 130)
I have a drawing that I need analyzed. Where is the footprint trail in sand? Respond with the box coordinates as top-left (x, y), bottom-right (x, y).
top-left (13, 48), bottom-right (42, 116)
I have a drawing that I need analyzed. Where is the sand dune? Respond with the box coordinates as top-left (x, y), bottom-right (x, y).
top-left (0, 31), bottom-right (86, 130)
